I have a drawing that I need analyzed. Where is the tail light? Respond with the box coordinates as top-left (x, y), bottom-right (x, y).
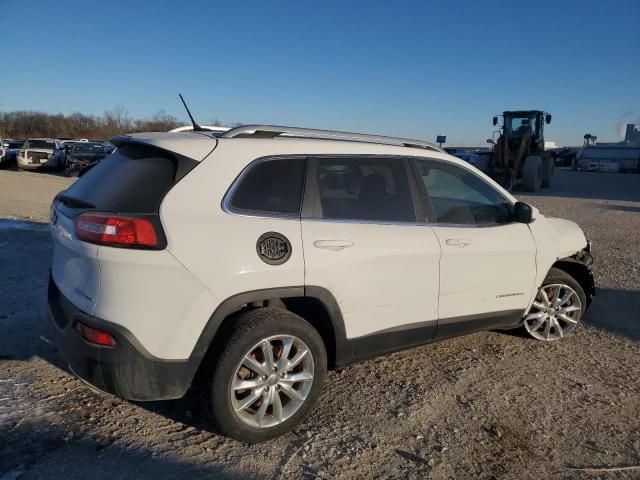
top-left (76, 322), bottom-right (116, 347)
top-left (74, 212), bottom-right (159, 248)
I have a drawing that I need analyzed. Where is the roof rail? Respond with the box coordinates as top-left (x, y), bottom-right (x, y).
top-left (220, 124), bottom-right (444, 152)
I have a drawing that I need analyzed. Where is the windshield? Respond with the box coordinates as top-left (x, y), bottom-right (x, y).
top-left (23, 139), bottom-right (55, 150)
top-left (72, 144), bottom-right (105, 154)
top-left (505, 114), bottom-right (539, 137)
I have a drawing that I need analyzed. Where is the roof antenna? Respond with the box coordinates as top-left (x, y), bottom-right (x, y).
top-left (178, 93), bottom-right (204, 131)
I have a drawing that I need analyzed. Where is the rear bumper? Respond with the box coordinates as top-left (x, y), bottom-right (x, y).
top-left (46, 276), bottom-right (195, 401)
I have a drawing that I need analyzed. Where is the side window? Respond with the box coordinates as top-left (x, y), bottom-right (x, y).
top-left (315, 157), bottom-right (414, 222)
top-left (415, 159), bottom-right (512, 225)
top-left (229, 157), bottom-right (305, 216)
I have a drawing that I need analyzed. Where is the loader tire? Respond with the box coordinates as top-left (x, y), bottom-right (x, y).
top-left (474, 154), bottom-right (490, 172)
top-left (541, 156), bottom-right (554, 188)
top-left (522, 155), bottom-right (543, 192)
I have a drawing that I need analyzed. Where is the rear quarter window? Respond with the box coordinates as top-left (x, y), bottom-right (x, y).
top-left (228, 157), bottom-right (306, 216)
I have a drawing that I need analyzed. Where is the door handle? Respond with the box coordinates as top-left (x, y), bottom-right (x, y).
top-left (445, 238), bottom-right (472, 247)
top-left (313, 239), bottom-right (354, 251)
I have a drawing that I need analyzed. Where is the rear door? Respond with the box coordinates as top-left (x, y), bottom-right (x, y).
top-left (411, 158), bottom-right (536, 325)
top-left (301, 156), bottom-right (441, 344)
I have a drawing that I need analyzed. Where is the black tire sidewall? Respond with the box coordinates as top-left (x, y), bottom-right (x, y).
top-left (543, 267), bottom-right (588, 319)
top-left (523, 155), bottom-right (543, 191)
top-left (208, 308), bottom-right (327, 443)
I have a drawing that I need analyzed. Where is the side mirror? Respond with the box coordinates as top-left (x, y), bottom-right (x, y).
top-left (513, 202), bottom-right (533, 223)
top-left (486, 139), bottom-right (495, 145)
top-left (492, 116), bottom-right (498, 126)
top-left (545, 114), bottom-right (552, 124)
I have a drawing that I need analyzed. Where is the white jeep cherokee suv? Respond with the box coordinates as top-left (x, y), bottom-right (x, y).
top-left (47, 125), bottom-right (594, 442)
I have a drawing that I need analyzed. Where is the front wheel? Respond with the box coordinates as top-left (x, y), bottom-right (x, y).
top-left (206, 308), bottom-right (327, 443)
top-left (523, 268), bottom-right (586, 341)
top-left (522, 155), bottom-right (543, 192)
top-left (541, 156), bottom-right (554, 188)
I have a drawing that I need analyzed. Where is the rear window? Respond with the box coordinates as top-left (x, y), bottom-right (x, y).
top-left (59, 144), bottom-right (195, 213)
top-left (72, 144), bottom-right (105, 154)
top-left (24, 139), bottom-right (55, 149)
top-left (315, 157), bottom-right (415, 222)
top-left (228, 157), bottom-right (306, 216)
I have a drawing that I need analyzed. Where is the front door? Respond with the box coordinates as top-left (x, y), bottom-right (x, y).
top-left (412, 158), bottom-right (537, 327)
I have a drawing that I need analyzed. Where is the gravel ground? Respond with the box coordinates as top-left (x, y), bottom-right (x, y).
top-left (1, 168), bottom-right (639, 480)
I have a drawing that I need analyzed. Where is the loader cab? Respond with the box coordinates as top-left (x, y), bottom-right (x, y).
top-left (494, 111), bottom-right (550, 138)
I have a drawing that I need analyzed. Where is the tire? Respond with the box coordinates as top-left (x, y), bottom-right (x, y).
top-left (205, 308), bottom-right (327, 443)
top-left (541, 156), bottom-right (553, 188)
top-left (501, 169), bottom-right (515, 191)
top-left (522, 267), bottom-right (587, 341)
top-left (474, 154), bottom-right (490, 172)
top-left (522, 155), bottom-right (543, 192)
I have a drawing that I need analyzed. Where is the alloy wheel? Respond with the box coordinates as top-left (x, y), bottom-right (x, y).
top-left (230, 335), bottom-right (314, 428)
top-left (524, 283), bottom-right (582, 341)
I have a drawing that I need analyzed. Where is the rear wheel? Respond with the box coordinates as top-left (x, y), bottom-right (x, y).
top-left (522, 155), bottom-right (543, 192)
top-left (206, 308), bottom-right (327, 443)
top-left (523, 268), bottom-right (586, 341)
top-left (541, 156), bottom-right (554, 188)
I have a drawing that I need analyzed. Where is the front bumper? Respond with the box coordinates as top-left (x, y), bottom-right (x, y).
top-left (17, 155), bottom-right (60, 169)
top-left (46, 276), bottom-right (194, 401)
top-left (17, 160), bottom-right (46, 170)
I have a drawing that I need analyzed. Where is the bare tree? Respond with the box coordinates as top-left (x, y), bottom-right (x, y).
top-left (0, 109), bottom-right (231, 140)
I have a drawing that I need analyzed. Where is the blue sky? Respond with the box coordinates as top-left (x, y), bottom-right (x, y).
top-left (1, 0), bottom-right (638, 145)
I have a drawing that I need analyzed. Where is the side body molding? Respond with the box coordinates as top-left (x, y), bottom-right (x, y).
top-left (188, 286), bottom-right (529, 378)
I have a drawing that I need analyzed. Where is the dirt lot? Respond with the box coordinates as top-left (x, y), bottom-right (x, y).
top-left (1, 168), bottom-right (639, 480)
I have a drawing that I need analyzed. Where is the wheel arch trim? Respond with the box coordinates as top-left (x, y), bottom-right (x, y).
top-left (189, 285), bottom-right (350, 372)
top-left (552, 255), bottom-right (595, 305)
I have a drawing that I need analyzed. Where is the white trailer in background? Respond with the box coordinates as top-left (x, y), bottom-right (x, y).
top-left (577, 146), bottom-right (640, 173)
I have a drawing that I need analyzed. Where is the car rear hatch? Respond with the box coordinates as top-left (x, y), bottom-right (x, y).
top-left (50, 132), bottom-right (217, 314)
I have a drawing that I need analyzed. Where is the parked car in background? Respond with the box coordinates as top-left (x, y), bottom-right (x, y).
top-left (102, 142), bottom-right (116, 154)
top-left (450, 151), bottom-right (480, 166)
top-left (65, 142), bottom-right (108, 176)
top-left (0, 139), bottom-right (24, 168)
top-left (17, 138), bottom-right (66, 171)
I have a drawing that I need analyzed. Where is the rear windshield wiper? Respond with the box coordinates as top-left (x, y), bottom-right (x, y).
top-left (57, 195), bottom-right (95, 209)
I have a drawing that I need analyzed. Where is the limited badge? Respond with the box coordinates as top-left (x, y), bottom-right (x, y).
top-left (256, 232), bottom-right (291, 265)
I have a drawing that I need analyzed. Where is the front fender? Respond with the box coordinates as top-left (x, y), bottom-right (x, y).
top-left (526, 215), bottom-right (590, 310)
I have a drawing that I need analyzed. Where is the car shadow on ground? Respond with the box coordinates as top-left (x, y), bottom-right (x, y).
top-left (583, 288), bottom-right (640, 342)
top-left (0, 419), bottom-right (253, 480)
top-left (596, 204), bottom-right (640, 213)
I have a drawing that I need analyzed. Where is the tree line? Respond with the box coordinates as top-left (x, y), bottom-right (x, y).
top-left (0, 108), bottom-right (232, 140)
